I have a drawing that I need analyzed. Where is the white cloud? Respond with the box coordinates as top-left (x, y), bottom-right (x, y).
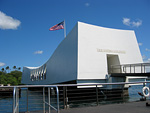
top-left (122, 18), bottom-right (142, 27)
top-left (85, 3), bottom-right (90, 7)
top-left (132, 20), bottom-right (142, 27)
top-left (34, 50), bottom-right (43, 54)
top-left (0, 62), bottom-right (5, 67)
top-left (123, 18), bottom-right (131, 26)
top-left (138, 43), bottom-right (143, 46)
top-left (146, 48), bottom-right (150, 52)
top-left (0, 11), bottom-right (21, 30)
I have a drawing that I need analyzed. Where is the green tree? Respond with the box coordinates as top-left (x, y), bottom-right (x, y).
top-left (0, 75), bottom-right (7, 85)
top-left (13, 66), bottom-right (17, 70)
top-left (1, 68), bottom-right (4, 72)
top-left (0, 71), bottom-right (5, 75)
top-left (5, 66), bottom-right (10, 73)
top-left (18, 67), bottom-right (21, 71)
top-left (10, 71), bottom-right (22, 81)
top-left (0, 66), bottom-right (22, 85)
top-left (18, 76), bottom-right (22, 84)
top-left (6, 74), bottom-right (18, 85)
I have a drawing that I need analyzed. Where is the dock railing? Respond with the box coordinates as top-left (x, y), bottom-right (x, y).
top-left (0, 81), bottom-right (150, 113)
top-left (13, 87), bottom-right (19, 113)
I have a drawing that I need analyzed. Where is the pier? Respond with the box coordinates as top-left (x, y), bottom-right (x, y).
top-left (0, 81), bottom-right (150, 113)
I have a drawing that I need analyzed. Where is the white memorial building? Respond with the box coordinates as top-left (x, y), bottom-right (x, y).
top-left (22, 22), bottom-right (145, 86)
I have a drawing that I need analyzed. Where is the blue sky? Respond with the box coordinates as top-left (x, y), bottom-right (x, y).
top-left (0, 0), bottom-right (150, 71)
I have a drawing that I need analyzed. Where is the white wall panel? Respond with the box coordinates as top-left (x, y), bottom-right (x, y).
top-left (77, 22), bottom-right (143, 79)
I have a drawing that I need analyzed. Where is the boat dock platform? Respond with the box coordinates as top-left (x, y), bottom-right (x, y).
top-left (22, 101), bottom-right (150, 113)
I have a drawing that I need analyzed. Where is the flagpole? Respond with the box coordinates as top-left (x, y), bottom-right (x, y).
top-left (64, 20), bottom-right (66, 38)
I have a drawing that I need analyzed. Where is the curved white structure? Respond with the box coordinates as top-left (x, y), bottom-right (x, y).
top-left (22, 22), bottom-right (143, 85)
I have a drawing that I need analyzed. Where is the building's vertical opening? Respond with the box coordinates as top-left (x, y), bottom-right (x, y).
top-left (107, 54), bottom-right (120, 74)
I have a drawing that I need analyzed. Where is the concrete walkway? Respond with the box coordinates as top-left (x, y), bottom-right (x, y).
top-left (60, 101), bottom-right (150, 113)
top-left (28, 101), bottom-right (150, 113)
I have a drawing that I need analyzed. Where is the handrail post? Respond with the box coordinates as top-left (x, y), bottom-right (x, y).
top-left (96, 85), bottom-right (99, 105)
top-left (63, 86), bottom-right (66, 109)
top-left (141, 64), bottom-right (143, 73)
top-left (13, 87), bottom-right (16, 113)
top-left (13, 87), bottom-right (19, 113)
top-left (48, 87), bottom-right (51, 113)
top-left (43, 87), bottom-right (45, 113)
top-left (144, 65), bottom-right (145, 73)
top-left (65, 87), bottom-right (68, 109)
top-left (27, 88), bottom-right (29, 112)
top-left (56, 86), bottom-right (60, 113)
top-left (130, 65), bottom-right (131, 73)
top-left (17, 87), bottom-right (19, 113)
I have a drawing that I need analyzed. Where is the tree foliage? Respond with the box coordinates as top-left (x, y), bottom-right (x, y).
top-left (1, 68), bottom-right (4, 72)
top-left (0, 70), bottom-right (22, 86)
top-left (13, 66), bottom-right (17, 70)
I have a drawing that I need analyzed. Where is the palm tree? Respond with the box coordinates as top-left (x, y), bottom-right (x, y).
top-left (5, 66), bottom-right (10, 73)
top-left (1, 68), bottom-right (4, 72)
top-left (18, 67), bottom-right (21, 71)
top-left (13, 66), bottom-right (17, 71)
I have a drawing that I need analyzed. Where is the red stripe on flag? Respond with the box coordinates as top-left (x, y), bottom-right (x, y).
top-left (49, 21), bottom-right (64, 31)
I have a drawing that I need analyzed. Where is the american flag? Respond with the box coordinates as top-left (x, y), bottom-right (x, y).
top-left (49, 21), bottom-right (64, 31)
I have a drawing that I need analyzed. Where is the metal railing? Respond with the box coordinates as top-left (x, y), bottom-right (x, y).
top-left (43, 86), bottom-right (59, 113)
top-left (111, 63), bottom-right (150, 73)
top-left (0, 81), bottom-right (150, 113)
top-left (13, 87), bottom-right (19, 113)
top-left (0, 85), bottom-right (60, 113)
top-left (58, 81), bottom-right (150, 108)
